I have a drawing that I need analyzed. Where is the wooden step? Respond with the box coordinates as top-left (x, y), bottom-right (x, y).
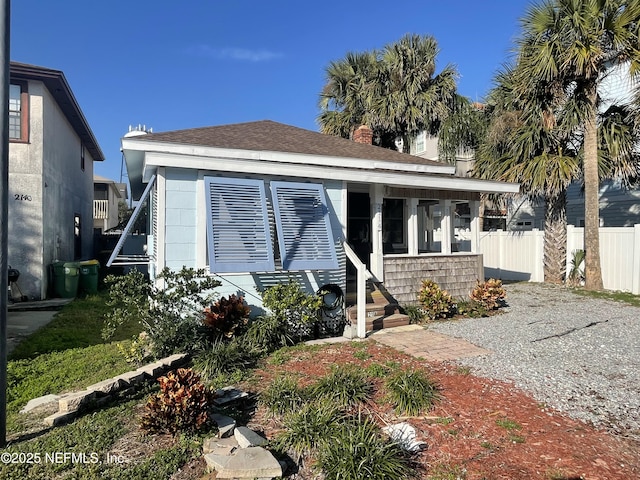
top-left (346, 303), bottom-right (401, 322)
top-left (363, 313), bottom-right (410, 332)
top-left (381, 313), bottom-right (410, 329)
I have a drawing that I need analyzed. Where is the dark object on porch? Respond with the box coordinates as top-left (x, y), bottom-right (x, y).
top-left (8, 266), bottom-right (29, 302)
top-left (317, 284), bottom-right (346, 336)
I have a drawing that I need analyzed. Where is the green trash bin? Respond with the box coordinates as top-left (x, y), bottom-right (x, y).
top-left (51, 261), bottom-right (80, 298)
top-left (79, 260), bottom-right (100, 294)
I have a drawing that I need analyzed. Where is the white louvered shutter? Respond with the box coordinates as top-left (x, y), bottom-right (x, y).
top-left (271, 181), bottom-right (338, 270)
top-left (205, 177), bottom-right (275, 273)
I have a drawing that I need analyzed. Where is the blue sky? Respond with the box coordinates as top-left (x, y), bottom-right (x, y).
top-left (11, 0), bottom-right (532, 186)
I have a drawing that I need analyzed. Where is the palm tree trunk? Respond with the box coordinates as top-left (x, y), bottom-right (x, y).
top-left (583, 88), bottom-right (604, 291)
top-left (543, 190), bottom-right (567, 284)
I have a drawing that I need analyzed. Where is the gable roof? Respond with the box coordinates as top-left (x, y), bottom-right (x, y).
top-left (10, 61), bottom-right (105, 162)
top-left (132, 120), bottom-right (442, 166)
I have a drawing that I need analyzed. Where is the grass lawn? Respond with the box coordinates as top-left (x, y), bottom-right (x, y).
top-left (1, 292), bottom-right (218, 479)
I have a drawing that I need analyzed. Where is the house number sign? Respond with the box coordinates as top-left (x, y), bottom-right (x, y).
top-left (14, 194), bottom-right (33, 201)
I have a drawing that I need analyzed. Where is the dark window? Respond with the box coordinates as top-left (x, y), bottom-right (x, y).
top-left (81, 145), bottom-right (85, 171)
top-left (382, 198), bottom-right (406, 253)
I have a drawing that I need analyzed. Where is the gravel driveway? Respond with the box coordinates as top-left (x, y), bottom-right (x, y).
top-left (427, 282), bottom-right (640, 438)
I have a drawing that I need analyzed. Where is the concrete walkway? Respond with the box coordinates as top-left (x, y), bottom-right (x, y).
top-left (369, 324), bottom-right (491, 361)
top-left (307, 324), bottom-right (492, 362)
top-left (6, 299), bottom-right (71, 355)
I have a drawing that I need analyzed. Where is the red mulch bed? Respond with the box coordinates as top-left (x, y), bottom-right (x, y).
top-left (242, 341), bottom-right (640, 480)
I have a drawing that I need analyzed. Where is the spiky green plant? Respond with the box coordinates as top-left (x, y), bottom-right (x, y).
top-left (311, 365), bottom-right (373, 409)
top-left (384, 368), bottom-right (440, 416)
top-left (314, 416), bottom-right (413, 479)
top-left (273, 400), bottom-right (343, 462)
top-left (259, 374), bottom-right (307, 417)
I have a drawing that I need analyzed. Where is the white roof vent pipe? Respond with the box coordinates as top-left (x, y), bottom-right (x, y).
top-left (124, 124), bottom-right (153, 137)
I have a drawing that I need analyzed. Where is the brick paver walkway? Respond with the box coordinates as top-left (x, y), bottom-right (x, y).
top-left (369, 324), bottom-right (491, 362)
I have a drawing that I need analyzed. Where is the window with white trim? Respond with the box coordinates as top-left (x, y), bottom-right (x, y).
top-left (9, 82), bottom-right (28, 141)
top-left (204, 178), bottom-right (338, 273)
top-left (413, 131), bottom-right (426, 154)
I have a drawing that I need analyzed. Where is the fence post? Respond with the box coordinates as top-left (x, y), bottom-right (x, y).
top-left (566, 224), bottom-right (575, 281)
top-left (498, 230), bottom-right (505, 278)
top-left (633, 224), bottom-right (640, 295)
top-left (533, 229), bottom-right (544, 282)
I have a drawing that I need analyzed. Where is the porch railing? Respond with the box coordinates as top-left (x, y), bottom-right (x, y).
top-left (93, 199), bottom-right (108, 219)
top-left (343, 242), bottom-right (373, 338)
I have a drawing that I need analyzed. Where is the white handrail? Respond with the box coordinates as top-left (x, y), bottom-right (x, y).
top-left (343, 242), bottom-right (369, 338)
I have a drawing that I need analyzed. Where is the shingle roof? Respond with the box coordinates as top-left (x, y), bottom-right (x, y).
top-left (133, 120), bottom-right (443, 166)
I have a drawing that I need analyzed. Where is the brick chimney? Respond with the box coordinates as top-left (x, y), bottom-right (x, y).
top-left (352, 125), bottom-right (373, 144)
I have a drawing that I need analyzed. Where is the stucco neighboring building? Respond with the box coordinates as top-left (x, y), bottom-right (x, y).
top-left (93, 175), bottom-right (127, 233)
top-left (8, 61), bottom-right (104, 300)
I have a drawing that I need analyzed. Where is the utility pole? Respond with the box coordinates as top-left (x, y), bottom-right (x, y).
top-left (0, 0), bottom-right (10, 448)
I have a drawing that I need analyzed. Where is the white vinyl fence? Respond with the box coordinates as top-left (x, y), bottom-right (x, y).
top-left (456, 225), bottom-right (640, 294)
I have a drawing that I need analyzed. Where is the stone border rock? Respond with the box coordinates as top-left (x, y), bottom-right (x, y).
top-left (203, 416), bottom-right (285, 479)
top-left (19, 354), bottom-right (189, 427)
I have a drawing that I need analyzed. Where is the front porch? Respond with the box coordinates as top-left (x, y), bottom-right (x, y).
top-left (344, 183), bottom-right (486, 337)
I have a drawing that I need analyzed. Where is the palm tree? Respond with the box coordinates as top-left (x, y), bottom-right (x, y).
top-left (317, 51), bottom-right (379, 139)
top-left (317, 34), bottom-right (460, 154)
top-left (474, 66), bottom-right (581, 284)
top-left (513, 0), bottom-right (640, 290)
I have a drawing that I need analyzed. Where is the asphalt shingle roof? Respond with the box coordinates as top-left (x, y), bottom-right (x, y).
top-left (133, 120), bottom-right (444, 166)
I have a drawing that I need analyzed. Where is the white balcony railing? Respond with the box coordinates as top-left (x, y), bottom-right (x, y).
top-left (93, 199), bottom-right (108, 219)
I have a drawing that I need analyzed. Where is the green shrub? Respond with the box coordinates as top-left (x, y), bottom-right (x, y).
top-left (315, 416), bottom-right (413, 480)
top-left (417, 280), bottom-right (455, 321)
top-left (259, 374), bottom-right (307, 416)
top-left (192, 337), bottom-right (257, 383)
top-left (312, 365), bottom-right (373, 409)
top-left (402, 304), bottom-right (427, 324)
top-left (243, 314), bottom-right (295, 354)
top-left (260, 280), bottom-right (323, 343)
top-left (140, 368), bottom-right (215, 436)
top-left (384, 368), bottom-right (440, 416)
top-left (274, 400), bottom-right (343, 462)
top-left (117, 331), bottom-right (153, 366)
top-left (103, 267), bottom-right (221, 357)
top-left (202, 294), bottom-right (251, 339)
top-left (455, 299), bottom-right (489, 318)
top-left (469, 278), bottom-right (506, 310)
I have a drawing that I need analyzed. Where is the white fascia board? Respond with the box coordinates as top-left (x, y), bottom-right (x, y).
top-left (145, 152), bottom-right (520, 194)
top-left (121, 139), bottom-right (455, 175)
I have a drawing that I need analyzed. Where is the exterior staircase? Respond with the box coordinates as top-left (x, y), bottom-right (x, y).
top-left (346, 280), bottom-right (410, 333)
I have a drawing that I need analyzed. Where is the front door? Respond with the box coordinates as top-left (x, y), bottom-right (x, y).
top-left (347, 192), bottom-right (371, 268)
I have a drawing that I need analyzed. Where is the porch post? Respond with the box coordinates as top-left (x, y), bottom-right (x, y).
top-left (408, 198), bottom-right (419, 255)
top-left (440, 200), bottom-right (452, 254)
top-left (470, 200), bottom-right (480, 253)
top-left (370, 184), bottom-right (384, 281)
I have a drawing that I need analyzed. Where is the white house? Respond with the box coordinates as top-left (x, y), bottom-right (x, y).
top-left (111, 121), bottom-right (519, 337)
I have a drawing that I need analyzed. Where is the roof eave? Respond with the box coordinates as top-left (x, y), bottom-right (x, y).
top-left (10, 61), bottom-right (105, 162)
